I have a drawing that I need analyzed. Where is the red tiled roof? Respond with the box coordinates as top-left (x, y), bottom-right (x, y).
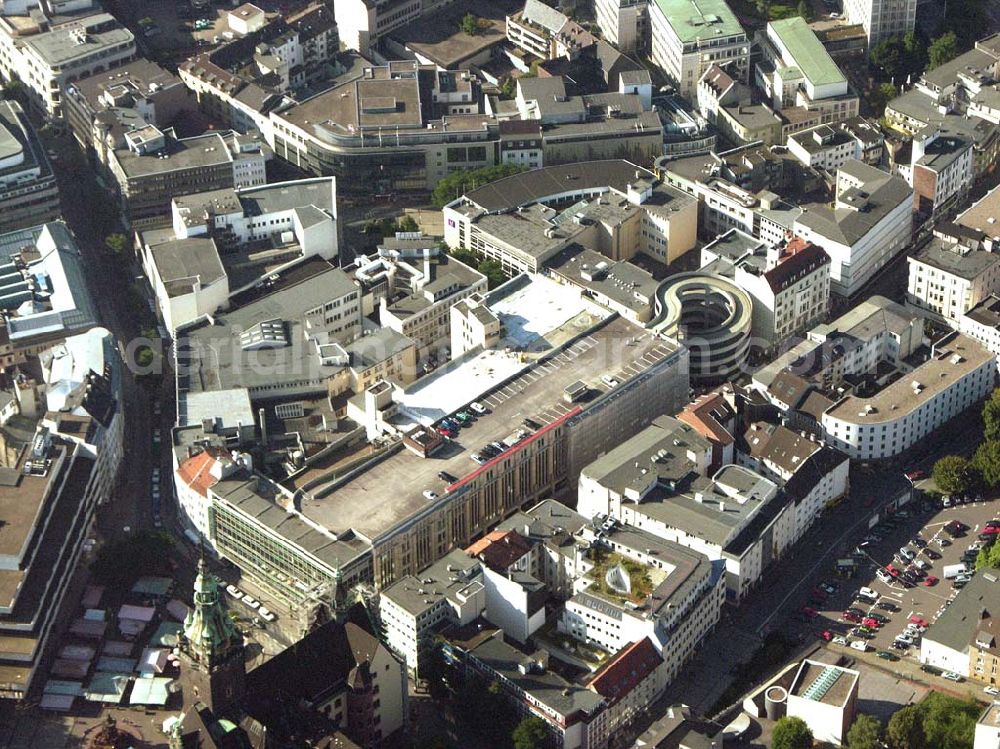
top-left (176, 449), bottom-right (222, 497)
top-left (588, 638), bottom-right (662, 705)
top-left (466, 530), bottom-right (532, 571)
top-left (677, 392), bottom-right (735, 447)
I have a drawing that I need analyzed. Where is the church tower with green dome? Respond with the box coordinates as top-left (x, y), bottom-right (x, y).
top-left (177, 557), bottom-right (246, 716)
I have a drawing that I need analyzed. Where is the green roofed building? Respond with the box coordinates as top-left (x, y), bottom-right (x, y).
top-left (756, 17), bottom-right (858, 128)
top-left (649, 0), bottom-right (749, 99)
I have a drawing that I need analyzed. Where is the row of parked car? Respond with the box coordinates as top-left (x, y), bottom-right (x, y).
top-left (225, 584), bottom-right (277, 622)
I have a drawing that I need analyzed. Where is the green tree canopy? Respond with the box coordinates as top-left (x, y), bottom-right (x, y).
top-left (933, 455), bottom-right (978, 495)
top-left (460, 13), bottom-right (479, 35)
top-left (796, 0), bottom-right (813, 21)
top-left (982, 388), bottom-right (1000, 441)
top-left (397, 214), bottom-right (419, 233)
top-left (869, 82), bottom-right (899, 116)
top-left (772, 716), bottom-right (814, 749)
top-left (512, 717), bottom-right (549, 749)
top-left (974, 440), bottom-right (1000, 488)
top-left (105, 232), bottom-right (129, 254)
top-left (886, 705), bottom-right (924, 749)
top-left (431, 164), bottom-right (528, 207)
top-left (920, 692), bottom-right (979, 749)
top-left (870, 32), bottom-right (929, 82)
top-left (847, 714), bottom-right (882, 749)
top-left (928, 31), bottom-right (959, 70)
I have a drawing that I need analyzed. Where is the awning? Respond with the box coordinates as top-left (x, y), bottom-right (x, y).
top-left (117, 605), bottom-right (156, 623)
top-left (51, 659), bottom-right (90, 679)
top-left (129, 676), bottom-right (173, 706)
top-left (83, 672), bottom-right (129, 704)
top-left (139, 648), bottom-right (168, 676)
top-left (40, 693), bottom-right (75, 711)
top-left (166, 599), bottom-right (190, 622)
top-left (81, 585), bottom-right (105, 609)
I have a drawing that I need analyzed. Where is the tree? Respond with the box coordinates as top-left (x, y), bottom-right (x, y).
top-left (499, 76), bottom-right (517, 99)
top-left (104, 232), bottom-right (129, 254)
top-left (920, 692), bottom-right (979, 749)
top-left (431, 163), bottom-right (528, 207)
top-left (847, 714), bottom-right (882, 749)
top-left (460, 13), bottom-right (479, 35)
top-left (933, 455), bottom-right (977, 495)
top-left (870, 36), bottom-right (903, 80)
top-left (796, 0), bottom-right (813, 22)
top-left (928, 31), bottom-right (959, 70)
top-left (886, 705), bottom-right (925, 749)
top-left (478, 259), bottom-right (506, 289)
top-left (772, 716), bottom-right (814, 749)
top-left (974, 440), bottom-right (1000, 488)
top-left (2, 77), bottom-right (25, 103)
top-left (983, 388), bottom-right (1000, 441)
top-left (902, 31), bottom-right (928, 80)
top-left (869, 82), bottom-right (899, 115)
top-left (397, 214), bottom-right (419, 233)
top-left (512, 717), bottom-right (548, 749)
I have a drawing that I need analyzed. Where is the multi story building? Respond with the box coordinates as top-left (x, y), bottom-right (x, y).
top-left (843, 0), bottom-right (916, 47)
top-left (822, 332), bottom-right (995, 460)
top-left (755, 18), bottom-right (859, 128)
top-left (788, 124), bottom-right (864, 172)
top-left (0, 325), bottom-right (123, 700)
top-left (0, 5), bottom-right (135, 117)
top-left (560, 523), bottom-right (725, 682)
top-left (443, 161), bottom-right (698, 274)
top-left (380, 549), bottom-right (486, 677)
top-left (907, 124), bottom-right (975, 219)
top-left (577, 415), bottom-right (794, 600)
top-left (700, 231), bottom-right (832, 352)
top-left (0, 223), bottom-right (98, 371)
top-left (922, 571), bottom-right (1000, 683)
top-left (793, 159), bottom-right (913, 297)
top-left (138, 176), bottom-right (339, 332)
top-left (786, 660), bottom-right (860, 746)
top-left (506, 0), bottom-right (595, 62)
top-left (0, 100), bottom-right (59, 232)
top-left (962, 295), bottom-right (1000, 373)
top-left (362, 233), bottom-right (487, 361)
top-left (594, 0), bottom-right (647, 54)
top-left (64, 59), bottom-right (193, 162)
top-left (648, 0), bottom-right (749, 101)
top-left (106, 126), bottom-right (266, 227)
top-left (907, 223), bottom-right (1000, 327)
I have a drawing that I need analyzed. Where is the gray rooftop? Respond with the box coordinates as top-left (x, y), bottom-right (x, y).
top-left (545, 245), bottom-right (658, 313)
top-left (796, 160), bottom-right (911, 246)
top-left (381, 548), bottom-right (482, 617)
top-left (965, 294), bottom-right (1000, 329)
top-left (920, 48), bottom-right (999, 91)
top-left (466, 631), bottom-right (605, 718)
top-left (911, 238), bottom-right (1000, 281)
top-left (924, 571), bottom-right (1000, 655)
top-left (145, 236), bottom-right (226, 298)
top-left (23, 13), bottom-right (133, 67)
top-left (114, 132), bottom-right (234, 179)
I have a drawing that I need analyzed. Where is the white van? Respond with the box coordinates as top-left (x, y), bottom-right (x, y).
top-left (850, 640), bottom-right (870, 652)
top-left (857, 587), bottom-right (878, 602)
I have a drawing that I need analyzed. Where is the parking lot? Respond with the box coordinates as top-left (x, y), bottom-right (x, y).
top-left (784, 491), bottom-right (1000, 686)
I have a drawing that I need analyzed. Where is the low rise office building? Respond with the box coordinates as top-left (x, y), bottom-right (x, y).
top-left (921, 571), bottom-right (1000, 682)
top-left (788, 118), bottom-right (883, 171)
top-left (0, 4), bottom-right (135, 117)
top-left (107, 126), bottom-right (266, 227)
top-left (444, 160), bottom-right (697, 275)
top-left (844, 0), bottom-right (916, 47)
top-left (506, 0), bottom-right (595, 62)
top-left (962, 295), bottom-right (1000, 373)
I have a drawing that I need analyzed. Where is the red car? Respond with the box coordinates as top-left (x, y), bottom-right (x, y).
top-left (909, 616), bottom-right (930, 627)
top-left (800, 606), bottom-right (818, 619)
top-left (843, 611), bottom-right (862, 623)
top-left (862, 617), bottom-right (881, 628)
top-left (905, 470), bottom-right (926, 481)
top-left (923, 576), bottom-right (939, 586)
top-left (818, 630), bottom-right (833, 641)
top-left (985, 526), bottom-right (1000, 535)
top-left (885, 564), bottom-right (900, 577)
top-left (435, 426), bottom-right (456, 437)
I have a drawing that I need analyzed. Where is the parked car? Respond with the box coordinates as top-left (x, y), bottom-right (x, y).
top-left (438, 471), bottom-right (458, 483)
top-left (877, 601), bottom-right (899, 612)
top-left (909, 616), bottom-right (930, 628)
top-left (225, 585), bottom-right (243, 599)
top-left (471, 452), bottom-right (487, 465)
top-left (817, 630), bottom-right (833, 641)
top-left (436, 425), bottom-right (456, 438)
top-left (242, 596), bottom-right (260, 610)
top-left (842, 611), bottom-right (862, 623)
top-left (469, 401), bottom-right (488, 415)
top-left (923, 549), bottom-right (942, 560)
top-left (876, 650), bottom-right (899, 661)
top-left (423, 490), bottom-right (439, 501)
top-left (923, 575), bottom-right (939, 586)
top-left (985, 686), bottom-right (1000, 697)
top-left (454, 411), bottom-right (475, 425)
top-left (862, 617), bottom-right (881, 628)
top-left (522, 417), bottom-right (542, 431)
top-left (800, 606), bottom-right (818, 619)
top-left (942, 671), bottom-right (964, 682)
top-left (258, 607), bottom-right (276, 622)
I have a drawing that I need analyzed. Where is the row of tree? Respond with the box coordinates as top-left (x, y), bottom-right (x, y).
top-left (773, 692), bottom-right (978, 749)
top-left (933, 388), bottom-right (1000, 496)
top-left (431, 164), bottom-right (528, 208)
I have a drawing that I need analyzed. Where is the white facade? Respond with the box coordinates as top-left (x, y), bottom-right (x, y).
top-left (648, 1), bottom-right (748, 101)
top-left (334, 0), bottom-right (421, 54)
top-left (594, 0), bottom-right (644, 53)
top-left (907, 245), bottom-right (1000, 327)
top-left (787, 127), bottom-right (861, 171)
top-left (0, 11), bottom-right (136, 117)
top-left (793, 162), bottom-right (913, 297)
top-left (844, 0), bottom-right (917, 46)
top-left (920, 636), bottom-right (971, 676)
top-left (481, 566), bottom-right (546, 644)
top-left (822, 334), bottom-right (997, 460)
top-left (962, 296), bottom-right (1000, 372)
